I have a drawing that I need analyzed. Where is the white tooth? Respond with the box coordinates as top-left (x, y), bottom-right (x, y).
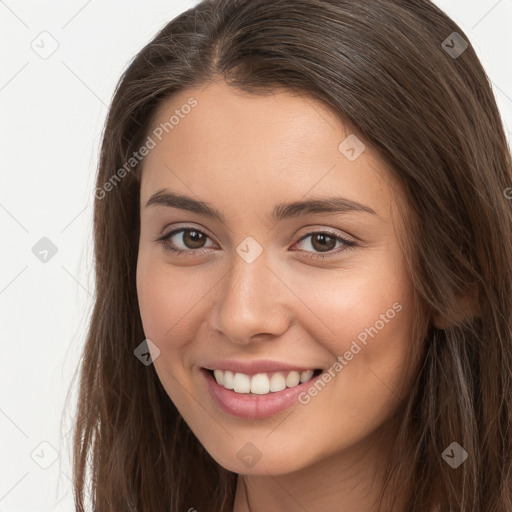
top-left (251, 373), bottom-right (270, 395)
top-left (213, 369), bottom-right (224, 386)
top-left (269, 372), bottom-right (286, 392)
top-left (223, 370), bottom-right (235, 390)
top-left (233, 372), bottom-right (251, 393)
top-left (285, 370), bottom-right (300, 387)
top-left (300, 370), bottom-right (314, 383)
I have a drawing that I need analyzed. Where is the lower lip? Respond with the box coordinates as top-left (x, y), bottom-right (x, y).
top-left (201, 368), bottom-right (322, 419)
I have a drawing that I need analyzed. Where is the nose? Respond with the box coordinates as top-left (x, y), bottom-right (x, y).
top-left (208, 247), bottom-right (291, 345)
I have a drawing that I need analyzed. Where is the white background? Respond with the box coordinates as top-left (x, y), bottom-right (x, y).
top-left (0, 1), bottom-right (511, 510)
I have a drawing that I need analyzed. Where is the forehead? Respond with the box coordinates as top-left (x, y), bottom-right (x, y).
top-left (139, 80), bottom-right (400, 220)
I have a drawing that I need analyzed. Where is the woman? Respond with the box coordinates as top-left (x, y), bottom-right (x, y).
top-left (72, 0), bottom-right (512, 510)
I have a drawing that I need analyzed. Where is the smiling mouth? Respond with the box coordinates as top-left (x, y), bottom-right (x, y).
top-left (204, 368), bottom-right (323, 395)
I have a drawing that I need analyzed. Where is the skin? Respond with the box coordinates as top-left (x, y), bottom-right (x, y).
top-left (136, 78), bottom-right (421, 511)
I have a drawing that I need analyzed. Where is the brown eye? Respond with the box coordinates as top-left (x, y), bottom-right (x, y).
top-left (310, 233), bottom-right (337, 252)
top-left (157, 228), bottom-right (215, 255)
top-left (181, 229), bottom-right (207, 249)
top-left (293, 230), bottom-right (357, 260)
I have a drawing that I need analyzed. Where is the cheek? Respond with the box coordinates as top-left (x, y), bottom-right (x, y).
top-left (136, 255), bottom-right (204, 349)
top-left (136, 256), bottom-right (206, 410)
top-left (287, 250), bottom-right (416, 411)
top-left (276, 273), bottom-right (415, 458)
top-left (289, 255), bottom-right (413, 355)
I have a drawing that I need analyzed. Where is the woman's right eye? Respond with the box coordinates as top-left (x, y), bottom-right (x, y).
top-left (155, 228), bottom-right (215, 256)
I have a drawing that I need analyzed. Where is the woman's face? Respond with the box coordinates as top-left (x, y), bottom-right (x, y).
top-left (136, 79), bottom-right (419, 475)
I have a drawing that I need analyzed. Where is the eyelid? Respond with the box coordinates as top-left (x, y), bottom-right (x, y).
top-left (295, 225), bottom-right (355, 243)
top-left (159, 223), bottom-right (217, 242)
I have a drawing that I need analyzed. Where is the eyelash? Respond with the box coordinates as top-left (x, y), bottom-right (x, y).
top-left (155, 226), bottom-right (357, 260)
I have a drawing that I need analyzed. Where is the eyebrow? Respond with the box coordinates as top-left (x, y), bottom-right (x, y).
top-left (144, 189), bottom-right (377, 223)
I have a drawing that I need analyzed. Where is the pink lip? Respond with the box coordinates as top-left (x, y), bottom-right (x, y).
top-left (201, 368), bottom-right (323, 419)
top-left (203, 359), bottom-right (322, 375)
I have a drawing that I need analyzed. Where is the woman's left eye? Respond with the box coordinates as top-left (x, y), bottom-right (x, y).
top-left (155, 227), bottom-right (357, 259)
top-left (293, 231), bottom-right (356, 258)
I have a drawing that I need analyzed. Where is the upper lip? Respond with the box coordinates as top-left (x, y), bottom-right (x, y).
top-left (202, 359), bottom-right (323, 375)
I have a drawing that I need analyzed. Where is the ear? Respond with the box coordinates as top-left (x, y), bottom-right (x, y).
top-left (432, 286), bottom-right (480, 329)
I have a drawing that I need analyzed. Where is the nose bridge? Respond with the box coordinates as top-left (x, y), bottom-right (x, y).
top-left (211, 244), bottom-right (290, 342)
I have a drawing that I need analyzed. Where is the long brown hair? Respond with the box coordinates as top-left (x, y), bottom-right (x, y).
top-left (71, 1), bottom-right (512, 510)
